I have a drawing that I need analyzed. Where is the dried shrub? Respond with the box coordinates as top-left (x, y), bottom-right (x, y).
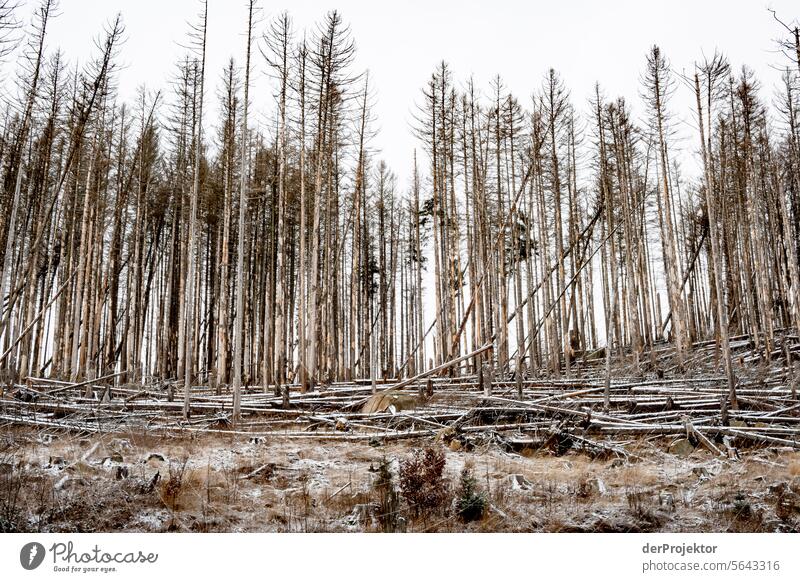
top-left (399, 446), bottom-right (449, 516)
top-left (373, 457), bottom-right (400, 532)
top-left (625, 487), bottom-right (665, 531)
top-left (626, 488), bottom-right (651, 517)
top-left (456, 465), bottom-right (486, 523)
top-left (161, 458), bottom-right (189, 510)
top-left (731, 492), bottom-right (753, 521)
top-left (774, 487), bottom-right (797, 522)
top-left (0, 453), bottom-right (23, 532)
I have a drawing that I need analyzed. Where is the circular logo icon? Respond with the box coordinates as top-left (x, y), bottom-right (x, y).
top-left (20, 542), bottom-right (46, 570)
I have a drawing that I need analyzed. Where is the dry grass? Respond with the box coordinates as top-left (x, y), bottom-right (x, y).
top-left (788, 459), bottom-right (800, 477)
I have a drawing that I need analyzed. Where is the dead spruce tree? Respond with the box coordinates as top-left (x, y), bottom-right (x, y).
top-left (643, 46), bottom-right (690, 368)
top-left (182, 0), bottom-right (207, 419)
top-left (232, 0), bottom-right (254, 425)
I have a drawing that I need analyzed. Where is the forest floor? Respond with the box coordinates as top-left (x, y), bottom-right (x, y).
top-left (2, 426), bottom-right (800, 532)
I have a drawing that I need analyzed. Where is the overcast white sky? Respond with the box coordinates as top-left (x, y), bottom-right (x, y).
top-left (36, 0), bottom-right (800, 185)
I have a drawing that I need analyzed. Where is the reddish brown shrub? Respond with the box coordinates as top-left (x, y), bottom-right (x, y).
top-left (398, 446), bottom-right (449, 516)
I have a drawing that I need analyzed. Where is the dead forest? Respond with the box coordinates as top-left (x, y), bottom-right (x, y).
top-left (1, 0), bottom-right (800, 532)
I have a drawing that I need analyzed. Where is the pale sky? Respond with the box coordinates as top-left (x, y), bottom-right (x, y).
top-left (30, 0), bottom-right (800, 187)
